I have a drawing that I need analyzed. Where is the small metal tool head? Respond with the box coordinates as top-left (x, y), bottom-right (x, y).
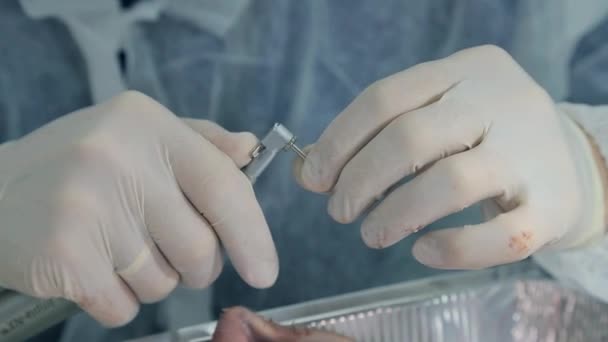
top-left (242, 123), bottom-right (305, 184)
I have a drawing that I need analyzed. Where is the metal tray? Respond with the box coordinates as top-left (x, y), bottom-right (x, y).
top-left (130, 261), bottom-right (608, 342)
top-left (302, 280), bottom-right (608, 341)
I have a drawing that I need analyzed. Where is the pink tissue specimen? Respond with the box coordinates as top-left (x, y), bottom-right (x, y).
top-left (212, 307), bottom-right (353, 342)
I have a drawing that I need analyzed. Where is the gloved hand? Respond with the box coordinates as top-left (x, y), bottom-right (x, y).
top-left (0, 91), bottom-right (278, 327)
top-left (295, 45), bottom-right (606, 270)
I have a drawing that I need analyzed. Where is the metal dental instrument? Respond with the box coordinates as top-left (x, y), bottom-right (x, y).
top-left (242, 123), bottom-right (306, 184)
top-left (0, 122), bottom-right (304, 342)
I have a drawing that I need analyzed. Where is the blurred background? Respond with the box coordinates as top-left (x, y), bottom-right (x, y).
top-left (0, 0), bottom-right (607, 341)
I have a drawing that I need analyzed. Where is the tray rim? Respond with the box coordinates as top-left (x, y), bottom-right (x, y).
top-left (168, 261), bottom-right (547, 342)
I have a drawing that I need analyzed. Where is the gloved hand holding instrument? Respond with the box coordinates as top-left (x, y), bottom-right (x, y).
top-left (0, 91), bottom-right (304, 341)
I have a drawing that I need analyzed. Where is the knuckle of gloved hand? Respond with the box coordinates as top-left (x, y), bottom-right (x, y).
top-left (232, 131), bottom-right (258, 150)
top-left (109, 90), bottom-right (160, 114)
top-left (107, 90), bottom-right (174, 127)
top-left (437, 158), bottom-right (475, 200)
top-left (466, 45), bottom-right (513, 68)
top-left (475, 44), bottom-right (510, 60)
top-left (221, 131), bottom-right (258, 166)
top-left (450, 45), bottom-right (514, 77)
top-left (72, 134), bottom-right (126, 172)
top-left (394, 118), bottom-right (432, 156)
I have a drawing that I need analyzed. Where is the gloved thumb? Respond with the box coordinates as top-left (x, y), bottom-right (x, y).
top-left (182, 119), bottom-right (258, 168)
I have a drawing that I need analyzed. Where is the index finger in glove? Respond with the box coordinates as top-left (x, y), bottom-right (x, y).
top-left (297, 56), bottom-right (460, 193)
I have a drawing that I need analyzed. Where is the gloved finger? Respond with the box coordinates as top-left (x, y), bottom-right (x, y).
top-left (412, 206), bottom-right (545, 269)
top-left (361, 147), bottom-right (506, 248)
top-left (182, 118), bottom-right (258, 168)
top-left (49, 179), bottom-right (178, 307)
top-left (166, 122), bottom-right (278, 289)
top-left (112, 222), bottom-right (179, 303)
top-left (70, 266), bottom-right (139, 327)
top-left (329, 97), bottom-right (487, 223)
top-left (297, 57), bottom-right (462, 193)
top-left (145, 180), bottom-right (223, 289)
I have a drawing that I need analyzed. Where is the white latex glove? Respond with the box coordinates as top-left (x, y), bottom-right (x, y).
top-left (0, 91), bottom-right (278, 327)
top-left (295, 45), bottom-right (606, 270)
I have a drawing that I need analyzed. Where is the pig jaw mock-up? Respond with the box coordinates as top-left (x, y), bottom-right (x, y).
top-left (212, 307), bottom-right (353, 342)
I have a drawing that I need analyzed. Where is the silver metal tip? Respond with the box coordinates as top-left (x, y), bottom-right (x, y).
top-left (290, 143), bottom-right (307, 160)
